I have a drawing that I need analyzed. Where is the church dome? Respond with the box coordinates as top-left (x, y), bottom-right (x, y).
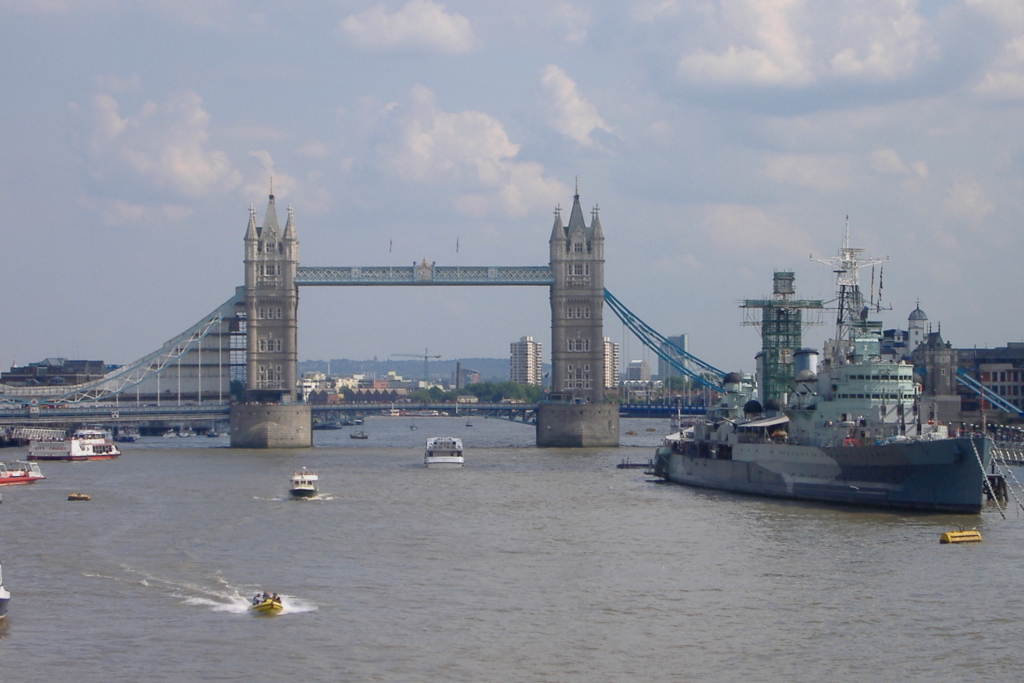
top-left (909, 306), bottom-right (927, 321)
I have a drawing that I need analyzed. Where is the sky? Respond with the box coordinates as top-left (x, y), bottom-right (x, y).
top-left (1, 0), bottom-right (1023, 376)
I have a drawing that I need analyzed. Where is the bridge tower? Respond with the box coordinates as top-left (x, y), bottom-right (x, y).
top-left (230, 188), bottom-right (311, 447)
top-left (537, 186), bottom-right (619, 447)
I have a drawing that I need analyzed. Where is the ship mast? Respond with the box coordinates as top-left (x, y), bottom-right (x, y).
top-left (813, 218), bottom-right (887, 363)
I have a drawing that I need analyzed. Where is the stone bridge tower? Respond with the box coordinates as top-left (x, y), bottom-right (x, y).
top-left (230, 188), bottom-right (311, 447)
top-left (243, 190), bottom-right (299, 403)
top-left (537, 186), bottom-right (619, 447)
top-left (549, 188), bottom-right (606, 402)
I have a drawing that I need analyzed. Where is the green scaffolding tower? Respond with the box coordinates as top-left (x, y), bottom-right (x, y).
top-left (741, 272), bottom-right (823, 406)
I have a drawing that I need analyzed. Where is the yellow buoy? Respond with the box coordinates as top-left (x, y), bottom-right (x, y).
top-left (940, 529), bottom-right (982, 544)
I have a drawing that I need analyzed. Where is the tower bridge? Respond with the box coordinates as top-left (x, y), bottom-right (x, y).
top-left (0, 185), bottom-right (727, 447)
top-left (234, 185), bottom-right (616, 447)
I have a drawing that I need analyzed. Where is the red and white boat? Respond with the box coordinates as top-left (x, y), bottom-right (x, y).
top-left (0, 460), bottom-right (45, 485)
top-left (28, 429), bottom-right (121, 461)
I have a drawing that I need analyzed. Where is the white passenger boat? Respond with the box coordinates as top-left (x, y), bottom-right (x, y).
top-left (28, 429), bottom-right (121, 461)
top-left (289, 467), bottom-right (319, 498)
top-left (0, 564), bottom-right (9, 620)
top-left (424, 437), bottom-right (464, 468)
top-left (0, 461), bottom-right (45, 485)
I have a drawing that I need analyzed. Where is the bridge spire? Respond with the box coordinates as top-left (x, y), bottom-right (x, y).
top-left (245, 204), bottom-right (258, 240)
top-left (284, 204), bottom-right (296, 241)
top-left (549, 203), bottom-right (566, 244)
top-left (262, 182), bottom-right (280, 234)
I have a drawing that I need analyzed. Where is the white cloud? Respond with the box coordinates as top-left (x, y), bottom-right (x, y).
top-left (678, 0), bottom-right (814, 86)
top-left (245, 150), bottom-right (297, 199)
top-left (828, 1), bottom-right (929, 80)
top-left (551, 2), bottom-right (590, 45)
top-left (89, 90), bottom-right (242, 197)
top-left (943, 180), bottom-right (994, 227)
top-left (539, 65), bottom-right (612, 146)
top-left (677, 0), bottom-right (931, 86)
top-left (760, 153), bottom-right (849, 191)
top-left (378, 85), bottom-right (567, 216)
top-left (870, 147), bottom-right (928, 177)
top-left (340, 0), bottom-right (475, 54)
top-left (975, 35), bottom-right (1024, 99)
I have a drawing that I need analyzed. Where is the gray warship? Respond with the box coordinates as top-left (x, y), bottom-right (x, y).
top-left (653, 231), bottom-right (992, 513)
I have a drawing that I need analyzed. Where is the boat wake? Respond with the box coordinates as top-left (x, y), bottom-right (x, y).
top-left (112, 565), bottom-right (318, 616)
top-left (253, 494), bottom-right (335, 502)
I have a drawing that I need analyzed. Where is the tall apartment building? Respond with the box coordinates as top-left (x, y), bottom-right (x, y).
top-left (510, 336), bottom-right (543, 385)
top-left (603, 337), bottom-right (620, 389)
top-left (658, 334), bottom-right (689, 380)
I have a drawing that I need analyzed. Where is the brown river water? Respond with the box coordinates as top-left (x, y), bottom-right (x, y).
top-left (1, 416), bottom-right (1021, 682)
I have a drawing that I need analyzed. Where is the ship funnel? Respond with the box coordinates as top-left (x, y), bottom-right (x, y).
top-left (794, 348), bottom-right (819, 377)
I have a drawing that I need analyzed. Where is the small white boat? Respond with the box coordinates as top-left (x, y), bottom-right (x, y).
top-left (0, 461), bottom-right (45, 486)
top-left (0, 563), bottom-right (9, 620)
top-left (289, 467), bottom-right (319, 498)
top-left (28, 429), bottom-right (120, 461)
top-left (424, 437), bottom-right (464, 469)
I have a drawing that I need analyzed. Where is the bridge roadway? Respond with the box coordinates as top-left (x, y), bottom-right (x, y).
top-left (0, 402), bottom-right (707, 429)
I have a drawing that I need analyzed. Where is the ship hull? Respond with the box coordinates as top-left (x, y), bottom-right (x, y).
top-left (654, 436), bottom-right (992, 513)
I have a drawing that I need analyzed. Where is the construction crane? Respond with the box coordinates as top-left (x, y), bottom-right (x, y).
top-left (393, 348), bottom-right (441, 383)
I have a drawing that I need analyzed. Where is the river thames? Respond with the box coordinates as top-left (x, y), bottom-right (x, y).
top-left (1, 416), bottom-right (1022, 682)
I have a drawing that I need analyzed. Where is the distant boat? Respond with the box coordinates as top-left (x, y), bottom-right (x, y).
top-left (0, 461), bottom-right (45, 486)
top-left (424, 436), bottom-right (464, 469)
top-left (350, 431), bottom-right (369, 440)
top-left (28, 429), bottom-right (120, 461)
top-left (206, 430), bottom-right (221, 438)
top-left (114, 427), bottom-right (139, 443)
top-left (0, 563), bottom-right (9, 620)
top-left (289, 467), bottom-right (319, 498)
top-left (465, 420), bottom-right (473, 427)
top-left (250, 595), bottom-right (282, 615)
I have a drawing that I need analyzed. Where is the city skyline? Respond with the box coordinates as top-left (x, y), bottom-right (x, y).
top-left (2, 1), bottom-right (1023, 378)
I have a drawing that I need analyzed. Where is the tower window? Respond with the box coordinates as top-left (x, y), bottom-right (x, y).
top-left (574, 242), bottom-right (583, 253)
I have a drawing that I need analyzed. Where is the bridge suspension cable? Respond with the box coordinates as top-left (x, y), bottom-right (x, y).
top-left (603, 289), bottom-right (726, 392)
top-left (956, 369), bottom-right (1024, 417)
top-left (0, 290), bottom-right (243, 407)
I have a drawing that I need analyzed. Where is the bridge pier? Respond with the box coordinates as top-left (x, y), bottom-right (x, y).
top-left (230, 404), bottom-right (312, 448)
top-left (536, 403), bottom-right (619, 447)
